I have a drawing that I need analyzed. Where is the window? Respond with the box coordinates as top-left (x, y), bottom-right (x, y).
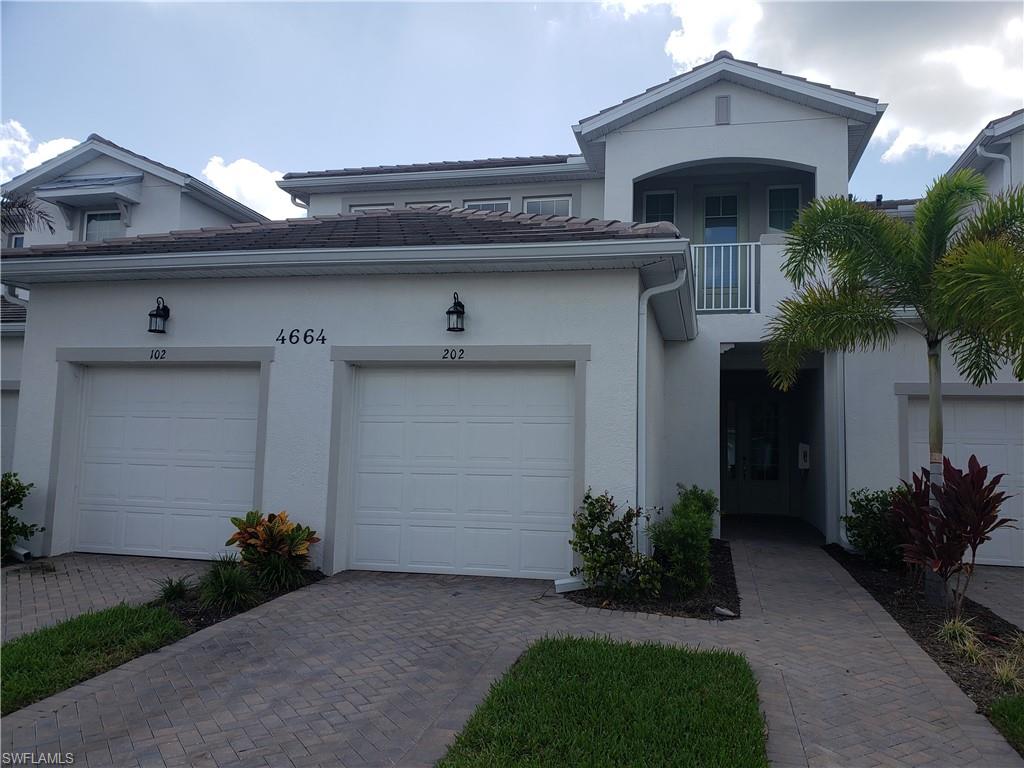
top-left (643, 191), bottom-right (676, 224)
top-left (524, 197), bottom-right (571, 216)
top-left (6, 232), bottom-right (24, 249)
top-left (704, 194), bottom-right (738, 243)
top-left (350, 204), bottom-right (394, 213)
top-left (768, 186), bottom-right (800, 231)
top-left (464, 199), bottom-right (510, 213)
top-left (408, 201), bottom-right (451, 208)
top-left (715, 95), bottom-right (731, 125)
top-left (83, 211), bottom-right (124, 242)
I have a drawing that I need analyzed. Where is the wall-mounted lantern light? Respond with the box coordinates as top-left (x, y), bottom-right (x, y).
top-left (148, 297), bottom-right (170, 333)
top-left (446, 292), bottom-right (465, 333)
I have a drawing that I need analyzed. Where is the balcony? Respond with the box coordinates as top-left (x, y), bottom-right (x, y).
top-left (692, 242), bottom-right (759, 313)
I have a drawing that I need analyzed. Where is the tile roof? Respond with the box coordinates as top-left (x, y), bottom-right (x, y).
top-left (4, 206), bottom-right (679, 260)
top-left (83, 133), bottom-right (195, 181)
top-left (282, 155), bottom-right (579, 180)
top-left (576, 50), bottom-right (880, 126)
top-left (1, 295), bottom-right (27, 324)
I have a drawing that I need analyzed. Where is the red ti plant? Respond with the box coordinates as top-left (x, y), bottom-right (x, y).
top-left (892, 455), bottom-right (1015, 616)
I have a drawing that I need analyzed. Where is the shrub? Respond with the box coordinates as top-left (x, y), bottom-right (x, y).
top-left (649, 484), bottom-right (715, 597)
top-left (843, 488), bottom-right (902, 566)
top-left (1, 472), bottom-right (43, 559)
top-left (226, 510), bottom-right (320, 592)
top-left (892, 455), bottom-right (1015, 616)
top-left (570, 490), bottom-right (661, 600)
top-left (153, 576), bottom-right (192, 603)
top-left (198, 554), bottom-right (260, 613)
top-left (992, 658), bottom-right (1024, 692)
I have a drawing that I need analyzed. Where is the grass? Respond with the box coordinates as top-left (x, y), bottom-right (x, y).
top-left (990, 695), bottom-right (1024, 755)
top-left (1, 603), bottom-right (187, 715)
top-left (438, 636), bottom-right (768, 768)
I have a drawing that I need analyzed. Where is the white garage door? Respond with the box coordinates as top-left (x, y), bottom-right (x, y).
top-left (907, 396), bottom-right (1023, 566)
top-left (351, 366), bottom-right (575, 578)
top-left (75, 366), bottom-right (259, 558)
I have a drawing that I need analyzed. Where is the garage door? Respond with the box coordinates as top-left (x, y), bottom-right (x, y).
top-left (906, 396), bottom-right (1023, 566)
top-left (75, 366), bottom-right (259, 558)
top-left (351, 366), bottom-right (575, 578)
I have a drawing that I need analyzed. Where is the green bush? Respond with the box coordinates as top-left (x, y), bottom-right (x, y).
top-left (226, 510), bottom-right (319, 592)
top-left (843, 488), bottom-right (902, 566)
top-left (198, 555), bottom-right (260, 613)
top-left (1, 472), bottom-right (43, 559)
top-left (153, 576), bottom-right (193, 603)
top-left (990, 695), bottom-right (1024, 755)
top-left (570, 490), bottom-right (661, 600)
top-left (649, 484), bottom-right (716, 597)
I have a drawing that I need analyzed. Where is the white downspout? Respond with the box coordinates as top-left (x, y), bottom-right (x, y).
top-left (977, 129), bottom-right (1011, 189)
top-left (290, 194), bottom-right (310, 211)
top-left (636, 265), bottom-right (689, 550)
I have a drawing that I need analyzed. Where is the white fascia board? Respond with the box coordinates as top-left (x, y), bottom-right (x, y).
top-left (277, 161), bottom-right (601, 195)
top-left (991, 111), bottom-right (1024, 141)
top-left (576, 59), bottom-right (881, 141)
top-left (947, 112), bottom-right (1024, 176)
top-left (2, 237), bottom-right (686, 285)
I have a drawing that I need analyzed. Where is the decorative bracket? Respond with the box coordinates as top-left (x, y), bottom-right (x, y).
top-left (115, 200), bottom-right (133, 228)
top-left (55, 202), bottom-right (76, 232)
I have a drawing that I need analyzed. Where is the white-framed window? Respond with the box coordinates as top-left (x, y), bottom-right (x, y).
top-left (643, 191), bottom-right (676, 224)
top-left (6, 232), bottom-right (25, 249)
top-left (350, 203), bottom-right (394, 213)
top-left (464, 199), bottom-right (510, 213)
top-left (767, 186), bottom-right (801, 232)
top-left (83, 211), bottom-right (125, 242)
top-left (408, 201), bottom-right (452, 208)
top-left (524, 196), bottom-right (571, 216)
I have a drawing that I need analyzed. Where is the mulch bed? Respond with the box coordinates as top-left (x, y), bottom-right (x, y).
top-left (825, 544), bottom-right (1022, 717)
top-left (160, 569), bottom-right (325, 632)
top-left (565, 539), bottom-right (741, 620)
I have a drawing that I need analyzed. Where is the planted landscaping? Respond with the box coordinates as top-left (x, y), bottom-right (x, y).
top-left (438, 636), bottom-right (768, 768)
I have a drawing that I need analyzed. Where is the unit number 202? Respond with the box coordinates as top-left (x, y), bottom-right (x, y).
top-left (276, 328), bottom-right (327, 345)
top-left (441, 348), bottom-right (465, 360)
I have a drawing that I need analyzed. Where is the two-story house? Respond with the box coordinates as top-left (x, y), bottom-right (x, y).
top-left (0, 134), bottom-right (268, 476)
top-left (2, 53), bottom-right (1020, 576)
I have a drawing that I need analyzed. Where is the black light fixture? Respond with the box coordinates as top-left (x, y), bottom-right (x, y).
top-left (445, 292), bottom-right (465, 332)
top-left (148, 297), bottom-right (170, 333)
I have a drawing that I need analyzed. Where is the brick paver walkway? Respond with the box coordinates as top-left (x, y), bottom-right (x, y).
top-left (971, 565), bottom-right (1024, 629)
top-left (2, 554), bottom-right (208, 641)
top-left (2, 527), bottom-right (1020, 767)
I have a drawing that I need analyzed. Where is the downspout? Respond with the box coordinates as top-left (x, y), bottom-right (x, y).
top-left (977, 129), bottom-right (1010, 189)
top-left (636, 264), bottom-right (689, 550)
top-left (290, 195), bottom-right (310, 211)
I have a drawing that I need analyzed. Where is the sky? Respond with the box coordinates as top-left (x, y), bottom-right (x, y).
top-left (1, 1), bottom-right (1021, 219)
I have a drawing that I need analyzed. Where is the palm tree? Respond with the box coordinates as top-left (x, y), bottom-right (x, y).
top-left (1, 193), bottom-right (55, 237)
top-left (763, 170), bottom-right (1023, 481)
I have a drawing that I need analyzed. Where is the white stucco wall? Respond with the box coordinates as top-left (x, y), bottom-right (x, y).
top-left (13, 270), bottom-right (643, 570)
top-left (601, 82), bottom-right (851, 220)
top-left (2, 334), bottom-right (24, 382)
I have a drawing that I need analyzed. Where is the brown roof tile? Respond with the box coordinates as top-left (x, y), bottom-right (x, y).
top-left (282, 155), bottom-right (578, 180)
top-left (1, 295), bottom-right (27, 324)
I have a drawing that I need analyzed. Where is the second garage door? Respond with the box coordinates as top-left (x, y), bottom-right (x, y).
top-left (75, 366), bottom-right (260, 559)
top-left (350, 366), bottom-right (575, 578)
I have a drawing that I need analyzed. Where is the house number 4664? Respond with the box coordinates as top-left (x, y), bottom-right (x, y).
top-left (276, 329), bottom-right (327, 345)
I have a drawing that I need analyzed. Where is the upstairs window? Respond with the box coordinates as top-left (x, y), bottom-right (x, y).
top-left (768, 187), bottom-right (800, 232)
top-left (643, 191), bottom-right (676, 224)
top-left (524, 197), bottom-right (571, 216)
top-left (350, 204), bottom-right (394, 213)
top-left (83, 211), bottom-right (125, 242)
top-left (464, 199), bottom-right (510, 213)
top-left (6, 232), bottom-right (24, 249)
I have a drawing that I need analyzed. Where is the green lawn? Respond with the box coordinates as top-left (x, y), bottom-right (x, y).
top-left (438, 636), bottom-right (768, 768)
top-left (1, 604), bottom-right (187, 715)
top-left (991, 695), bottom-right (1024, 756)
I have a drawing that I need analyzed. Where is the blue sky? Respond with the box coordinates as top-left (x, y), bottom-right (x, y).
top-left (2, 2), bottom-right (1021, 218)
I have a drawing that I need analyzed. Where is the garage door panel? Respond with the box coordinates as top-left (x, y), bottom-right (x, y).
top-left (351, 366), bottom-right (574, 578)
top-left (74, 366), bottom-right (259, 559)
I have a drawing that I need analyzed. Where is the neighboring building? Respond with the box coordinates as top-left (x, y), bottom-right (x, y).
top-left (2, 53), bottom-right (1020, 575)
top-left (0, 134), bottom-right (268, 478)
top-left (947, 108), bottom-right (1024, 194)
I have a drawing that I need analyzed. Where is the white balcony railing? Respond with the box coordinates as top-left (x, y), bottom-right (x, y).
top-left (692, 242), bottom-right (759, 313)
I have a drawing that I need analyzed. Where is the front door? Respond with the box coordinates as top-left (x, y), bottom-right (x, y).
top-left (721, 374), bottom-right (789, 516)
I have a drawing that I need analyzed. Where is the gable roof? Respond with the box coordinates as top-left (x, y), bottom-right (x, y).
top-left (2, 134), bottom-right (268, 224)
top-left (947, 108), bottom-right (1024, 177)
top-left (573, 51), bottom-right (886, 175)
top-left (3, 206), bottom-right (678, 261)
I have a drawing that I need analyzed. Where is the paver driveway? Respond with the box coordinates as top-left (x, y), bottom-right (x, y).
top-left (2, 525), bottom-right (1020, 768)
top-left (2, 554), bottom-right (209, 641)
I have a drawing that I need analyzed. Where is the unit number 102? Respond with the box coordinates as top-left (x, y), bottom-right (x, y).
top-left (276, 329), bottom-right (327, 345)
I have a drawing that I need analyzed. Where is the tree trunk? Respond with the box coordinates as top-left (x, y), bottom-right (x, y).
top-left (924, 336), bottom-right (948, 607)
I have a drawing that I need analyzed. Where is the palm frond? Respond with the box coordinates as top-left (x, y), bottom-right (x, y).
top-left (950, 185), bottom-right (1024, 252)
top-left (948, 330), bottom-right (1015, 387)
top-left (1, 193), bottom-right (55, 235)
top-left (913, 169), bottom-right (988, 269)
top-left (937, 239), bottom-right (1024, 344)
top-left (763, 281), bottom-right (899, 390)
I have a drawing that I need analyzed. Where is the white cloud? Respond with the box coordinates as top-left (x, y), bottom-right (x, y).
top-left (0, 120), bottom-right (79, 184)
top-left (201, 156), bottom-right (297, 220)
top-left (879, 126), bottom-right (975, 164)
top-left (922, 44), bottom-right (1023, 99)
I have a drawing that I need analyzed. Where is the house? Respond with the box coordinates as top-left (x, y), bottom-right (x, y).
top-left (2, 53), bottom-right (1020, 575)
top-left (947, 108), bottom-right (1023, 194)
top-left (0, 134), bottom-right (268, 481)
